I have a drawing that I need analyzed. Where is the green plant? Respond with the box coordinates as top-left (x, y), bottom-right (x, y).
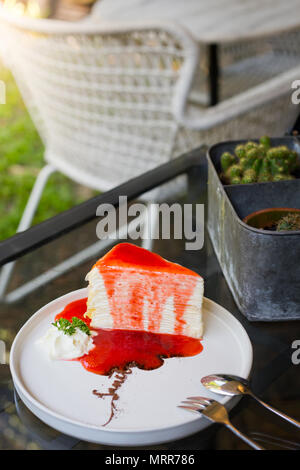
top-left (220, 152), bottom-right (235, 172)
top-left (220, 137), bottom-right (299, 185)
top-left (0, 63), bottom-right (97, 241)
top-left (276, 213), bottom-right (300, 231)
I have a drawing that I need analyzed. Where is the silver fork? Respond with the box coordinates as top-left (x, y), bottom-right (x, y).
top-left (179, 396), bottom-right (265, 450)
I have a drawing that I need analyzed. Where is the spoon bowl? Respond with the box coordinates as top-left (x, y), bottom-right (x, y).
top-left (201, 373), bottom-right (300, 429)
top-left (201, 374), bottom-right (250, 397)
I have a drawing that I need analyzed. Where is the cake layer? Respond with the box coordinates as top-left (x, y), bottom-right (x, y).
top-left (85, 243), bottom-right (204, 338)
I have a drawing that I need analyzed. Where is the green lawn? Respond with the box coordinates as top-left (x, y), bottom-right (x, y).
top-left (0, 63), bottom-right (95, 241)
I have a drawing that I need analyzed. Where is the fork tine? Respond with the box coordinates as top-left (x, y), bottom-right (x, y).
top-left (186, 396), bottom-right (212, 404)
top-left (181, 400), bottom-right (205, 409)
top-left (177, 405), bottom-right (199, 412)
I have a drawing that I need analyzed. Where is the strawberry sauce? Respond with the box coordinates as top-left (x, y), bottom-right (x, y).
top-left (55, 297), bottom-right (203, 376)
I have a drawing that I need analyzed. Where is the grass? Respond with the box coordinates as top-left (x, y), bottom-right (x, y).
top-left (0, 63), bottom-right (95, 241)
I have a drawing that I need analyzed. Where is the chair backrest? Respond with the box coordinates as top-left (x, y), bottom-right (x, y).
top-left (0, 10), bottom-right (199, 191)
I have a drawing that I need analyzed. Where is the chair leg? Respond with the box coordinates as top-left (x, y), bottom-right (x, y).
top-left (0, 164), bottom-right (56, 298)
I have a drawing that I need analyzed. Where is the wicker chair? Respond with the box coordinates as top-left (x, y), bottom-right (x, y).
top-left (0, 8), bottom-right (299, 301)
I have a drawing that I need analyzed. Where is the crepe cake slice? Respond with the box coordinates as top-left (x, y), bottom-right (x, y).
top-left (85, 243), bottom-right (204, 339)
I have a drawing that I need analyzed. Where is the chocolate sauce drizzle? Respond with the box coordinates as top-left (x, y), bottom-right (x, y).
top-left (93, 367), bottom-right (133, 426)
top-left (92, 355), bottom-right (188, 426)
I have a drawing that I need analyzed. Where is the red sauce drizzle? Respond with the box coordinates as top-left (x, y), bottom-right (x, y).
top-left (55, 297), bottom-right (203, 376)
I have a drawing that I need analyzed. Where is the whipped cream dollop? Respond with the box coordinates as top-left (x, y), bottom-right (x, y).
top-left (39, 325), bottom-right (95, 360)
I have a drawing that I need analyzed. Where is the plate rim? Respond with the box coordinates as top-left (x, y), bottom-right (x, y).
top-left (10, 288), bottom-right (253, 435)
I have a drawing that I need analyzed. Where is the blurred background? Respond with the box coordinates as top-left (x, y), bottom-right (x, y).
top-left (0, 0), bottom-right (97, 242)
top-left (1, 0), bottom-right (300, 241)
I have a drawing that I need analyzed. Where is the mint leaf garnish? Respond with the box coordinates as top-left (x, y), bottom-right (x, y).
top-left (71, 317), bottom-right (91, 336)
top-left (52, 317), bottom-right (91, 336)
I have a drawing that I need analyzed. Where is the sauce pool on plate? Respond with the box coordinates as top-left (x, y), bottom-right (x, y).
top-left (55, 298), bottom-right (203, 375)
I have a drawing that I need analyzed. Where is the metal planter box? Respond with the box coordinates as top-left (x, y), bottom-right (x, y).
top-left (207, 137), bottom-right (300, 321)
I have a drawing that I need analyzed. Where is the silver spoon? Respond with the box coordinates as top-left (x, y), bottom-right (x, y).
top-left (201, 374), bottom-right (300, 429)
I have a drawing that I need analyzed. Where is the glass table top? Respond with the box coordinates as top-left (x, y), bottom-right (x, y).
top-left (0, 151), bottom-right (299, 450)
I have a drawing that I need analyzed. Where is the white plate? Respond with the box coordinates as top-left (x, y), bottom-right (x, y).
top-left (10, 288), bottom-right (252, 446)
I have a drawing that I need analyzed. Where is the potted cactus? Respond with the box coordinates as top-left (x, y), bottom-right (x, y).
top-left (207, 136), bottom-right (300, 321)
top-left (243, 208), bottom-right (300, 231)
top-left (220, 136), bottom-right (299, 185)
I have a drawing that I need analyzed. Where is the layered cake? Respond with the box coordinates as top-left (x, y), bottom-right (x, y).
top-left (85, 243), bottom-right (204, 339)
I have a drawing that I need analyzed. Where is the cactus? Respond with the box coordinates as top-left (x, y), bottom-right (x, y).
top-left (273, 173), bottom-right (294, 182)
top-left (227, 164), bottom-right (243, 179)
top-left (276, 213), bottom-right (300, 231)
top-left (235, 145), bottom-right (246, 159)
top-left (258, 158), bottom-right (272, 182)
top-left (242, 169), bottom-right (256, 184)
top-left (231, 176), bottom-right (242, 185)
top-left (259, 135), bottom-right (271, 149)
top-left (244, 141), bottom-right (258, 152)
top-left (257, 144), bottom-right (267, 157)
top-left (220, 137), bottom-right (299, 185)
top-left (221, 152), bottom-right (236, 172)
top-left (244, 148), bottom-right (260, 169)
top-left (253, 157), bottom-right (263, 174)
